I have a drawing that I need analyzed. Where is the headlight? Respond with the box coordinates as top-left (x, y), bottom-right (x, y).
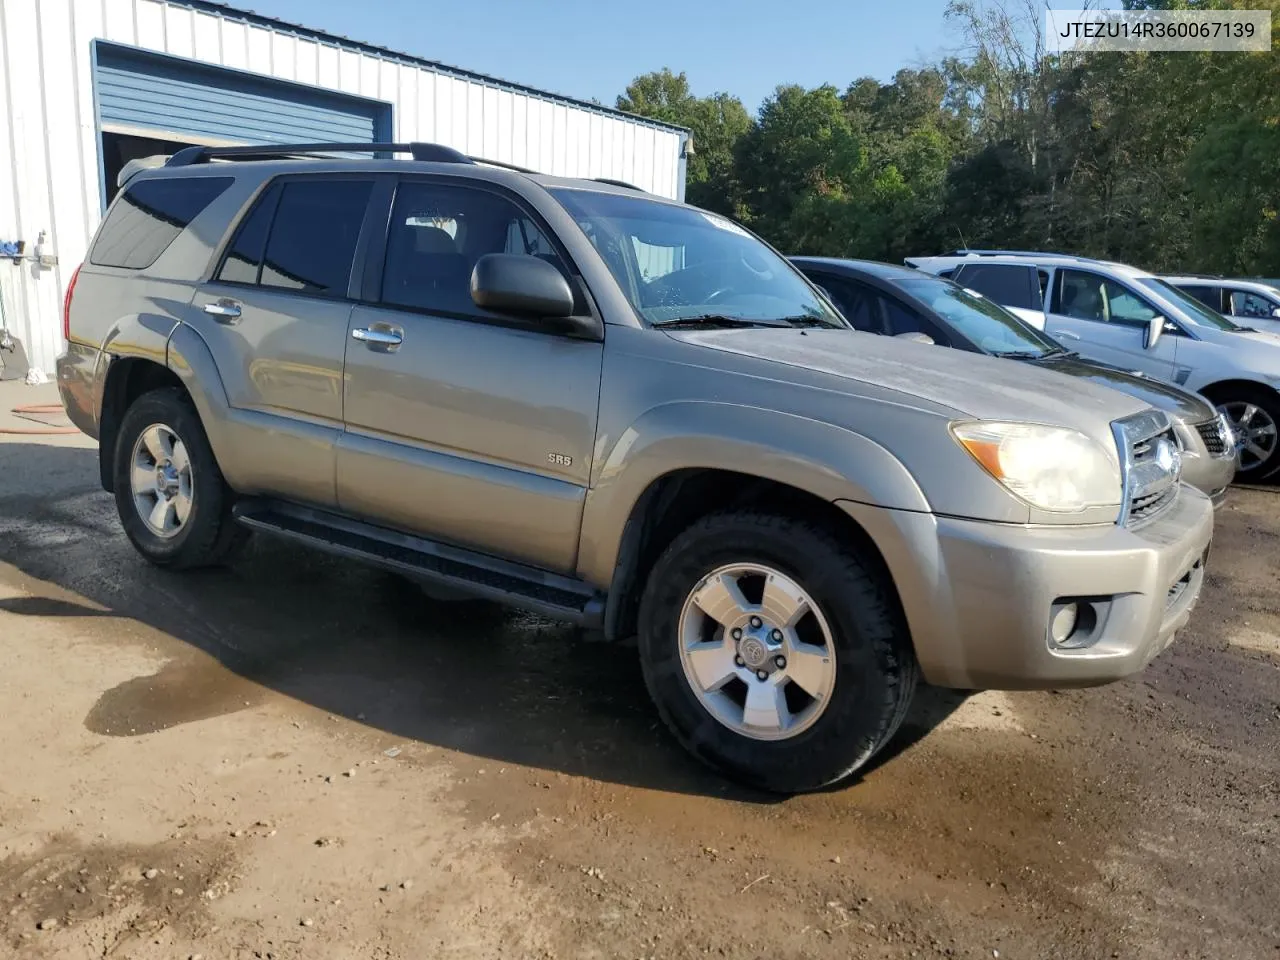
top-left (951, 421), bottom-right (1122, 512)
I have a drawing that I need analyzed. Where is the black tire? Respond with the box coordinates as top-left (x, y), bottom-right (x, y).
top-left (1213, 385), bottom-right (1280, 482)
top-left (637, 512), bottom-right (918, 794)
top-left (112, 387), bottom-right (247, 569)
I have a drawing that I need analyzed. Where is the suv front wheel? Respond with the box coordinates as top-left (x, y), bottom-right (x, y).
top-left (113, 387), bottom-right (246, 569)
top-left (638, 512), bottom-right (918, 793)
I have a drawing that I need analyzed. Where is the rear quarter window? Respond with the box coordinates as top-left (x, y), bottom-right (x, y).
top-left (90, 176), bottom-right (233, 269)
top-left (954, 263), bottom-right (1042, 310)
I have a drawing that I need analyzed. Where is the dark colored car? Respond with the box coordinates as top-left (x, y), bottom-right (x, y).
top-left (792, 256), bottom-right (1238, 504)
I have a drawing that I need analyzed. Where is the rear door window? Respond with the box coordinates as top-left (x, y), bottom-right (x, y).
top-left (813, 276), bottom-right (878, 333)
top-left (90, 176), bottom-right (233, 269)
top-left (216, 182), bottom-right (282, 285)
top-left (952, 263), bottom-right (1042, 309)
top-left (259, 179), bottom-right (374, 297)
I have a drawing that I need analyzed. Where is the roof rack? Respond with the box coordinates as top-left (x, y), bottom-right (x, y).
top-left (166, 141), bottom-right (474, 168)
top-left (161, 140), bottom-right (652, 193)
top-left (1166, 272), bottom-right (1225, 281)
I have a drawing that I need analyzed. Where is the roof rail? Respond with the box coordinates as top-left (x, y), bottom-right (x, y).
top-left (942, 248), bottom-right (1091, 260)
top-left (165, 141), bottom-right (474, 168)
top-left (1166, 272), bottom-right (1225, 281)
top-left (160, 141), bottom-right (652, 193)
top-left (591, 177), bottom-right (645, 192)
top-left (468, 156), bottom-right (538, 174)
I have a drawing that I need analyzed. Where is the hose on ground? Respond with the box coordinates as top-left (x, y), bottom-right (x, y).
top-left (1, 403), bottom-right (81, 435)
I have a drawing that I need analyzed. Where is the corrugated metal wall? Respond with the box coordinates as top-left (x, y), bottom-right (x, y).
top-left (0, 0), bottom-right (686, 374)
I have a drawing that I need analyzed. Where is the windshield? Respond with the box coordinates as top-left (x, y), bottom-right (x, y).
top-left (549, 188), bottom-right (846, 328)
top-left (893, 276), bottom-right (1062, 357)
top-left (1137, 277), bottom-right (1242, 331)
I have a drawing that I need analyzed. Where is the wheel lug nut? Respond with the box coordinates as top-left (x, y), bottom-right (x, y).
top-left (749, 616), bottom-right (762, 629)
top-left (731, 628), bottom-right (742, 640)
top-left (775, 655), bottom-right (787, 669)
top-left (756, 670), bottom-right (768, 681)
top-left (734, 656), bottom-right (744, 667)
top-left (771, 629), bottom-right (783, 642)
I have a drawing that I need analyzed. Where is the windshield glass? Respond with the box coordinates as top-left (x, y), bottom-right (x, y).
top-left (893, 276), bottom-right (1062, 357)
top-left (1137, 277), bottom-right (1242, 331)
top-left (549, 188), bottom-right (846, 328)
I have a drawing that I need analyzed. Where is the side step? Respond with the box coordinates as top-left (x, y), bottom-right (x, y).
top-left (233, 499), bottom-right (605, 627)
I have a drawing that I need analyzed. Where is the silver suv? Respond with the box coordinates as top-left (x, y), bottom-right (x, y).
top-left (59, 143), bottom-right (1212, 793)
top-left (908, 251), bottom-right (1280, 480)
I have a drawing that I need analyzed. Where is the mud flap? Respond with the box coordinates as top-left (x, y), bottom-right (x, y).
top-left (0, 332), bottom-right (30, 382)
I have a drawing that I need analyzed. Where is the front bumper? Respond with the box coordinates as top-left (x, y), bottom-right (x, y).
top-left (1177, 432), bottom-right (1236, 508)
top-left (838, 485), bottom-right (1214, 690)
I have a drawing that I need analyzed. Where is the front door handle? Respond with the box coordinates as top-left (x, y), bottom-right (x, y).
top-left (1056, 330), bottom-right (1081, 340)
top-left (351, 327), bottom-right (404, 347)
top-left (203, 298), bottom-right (242, 323)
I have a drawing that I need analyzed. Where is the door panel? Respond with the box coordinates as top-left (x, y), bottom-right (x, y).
top-left (1044, 268), bottom-right (1180, 381)
top-left (336, 178), bottom-right (604, 573)
top-left (189, 176), bottom-right (374, 506)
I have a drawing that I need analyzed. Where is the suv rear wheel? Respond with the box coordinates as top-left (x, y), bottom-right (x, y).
top-left (113, 387), bottom-right (246, 568)
top-left (637, 512), bottom-right (918, 793)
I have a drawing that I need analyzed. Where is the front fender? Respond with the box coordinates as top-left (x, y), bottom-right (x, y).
top-left (576, 401), bottom-right (929, 587)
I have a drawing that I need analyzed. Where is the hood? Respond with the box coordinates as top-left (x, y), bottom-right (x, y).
top-left (1226, 319), bottom-right (1280, 339)
top-left (667, 328), bottom-right (1150, 430)
top-left (1034, 355), bottom-right (1215, 423)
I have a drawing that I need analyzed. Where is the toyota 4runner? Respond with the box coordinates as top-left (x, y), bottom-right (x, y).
top-left (58, 142), bottom-right (1213, 793)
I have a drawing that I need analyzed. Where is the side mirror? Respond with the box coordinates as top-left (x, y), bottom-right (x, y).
top-left (895, 331), bottom-right (935, 345)
top-left (471, 253), bottom-right (576, 321)
top-left (1270, 306), bottom-right (1280, 319)
top-left (1144, 315), bottom-right (1165, 349)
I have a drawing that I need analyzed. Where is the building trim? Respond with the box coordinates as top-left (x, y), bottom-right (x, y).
top-left (169, 0), bottom-right (690, 137)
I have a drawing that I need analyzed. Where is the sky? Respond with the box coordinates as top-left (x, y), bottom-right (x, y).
top-left (231, 0), bottom-right (969, 113)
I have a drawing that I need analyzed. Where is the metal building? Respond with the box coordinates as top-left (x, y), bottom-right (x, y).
top-left (0, 0), bottom-right (690, 377)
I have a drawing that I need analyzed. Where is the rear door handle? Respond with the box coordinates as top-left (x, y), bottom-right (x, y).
top-left (203, 298), bottom-right (242, 323)
top-left (1056, 330), bottom-right (1081, 340)
top-left (351, 327), bottom-right (404, 347)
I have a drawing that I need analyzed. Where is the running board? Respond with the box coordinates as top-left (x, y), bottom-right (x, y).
top-left (232, 499), bottom-right (604, 627)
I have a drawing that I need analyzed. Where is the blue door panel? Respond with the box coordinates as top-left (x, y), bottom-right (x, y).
top-left (95, 42), bottom-right (390, 146)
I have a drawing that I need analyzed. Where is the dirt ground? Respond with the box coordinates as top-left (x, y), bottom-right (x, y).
top-left (1, 380), bottom-right (1277, 960)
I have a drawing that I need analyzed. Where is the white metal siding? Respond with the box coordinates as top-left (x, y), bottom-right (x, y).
top-left (0, 0), bottom-right (684, 374)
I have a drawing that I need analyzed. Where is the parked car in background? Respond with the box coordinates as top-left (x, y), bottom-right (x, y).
top-left (57, 141), bottom-right (1212, 793)
top-left (1164, 275), bottom-right (1280, 331)
top-left (793, 257), bottom-right (1237, 504)
top-left (905, 250), bottom-right (1280, 481)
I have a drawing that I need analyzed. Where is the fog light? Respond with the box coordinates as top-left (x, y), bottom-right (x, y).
top-left (1050, 602), bottom-right (1079, 644)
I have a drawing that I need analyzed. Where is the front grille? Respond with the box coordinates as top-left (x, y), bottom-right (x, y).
top-left (1195, 418), bottom-right (1228, 456)
top-left (1114, 410), bottom-right (1181, 527)
top-left (1132, 485), bottom-right (1178, 524)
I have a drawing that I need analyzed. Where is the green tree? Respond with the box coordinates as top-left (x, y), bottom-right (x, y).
top-left (617, 69), bottom-right (752, 215)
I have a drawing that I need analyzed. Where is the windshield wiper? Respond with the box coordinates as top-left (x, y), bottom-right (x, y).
top-left (1039, 346), bottom-right (1078, 359)
top-left (772, 314), bottom-right (832, 328)
top-left (652, 315), bottom-right (791, 330)
top-left (992, 349), bottom-right (1047, 360)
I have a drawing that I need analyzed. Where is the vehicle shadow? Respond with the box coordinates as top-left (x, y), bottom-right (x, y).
top-left (0, 441), bottom-right (963, 801)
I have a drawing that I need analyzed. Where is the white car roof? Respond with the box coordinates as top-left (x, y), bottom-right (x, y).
top-left (1164, 276), bottom-right (1280, 294)
top-left (906, 252), bottom-right (1155, 280)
